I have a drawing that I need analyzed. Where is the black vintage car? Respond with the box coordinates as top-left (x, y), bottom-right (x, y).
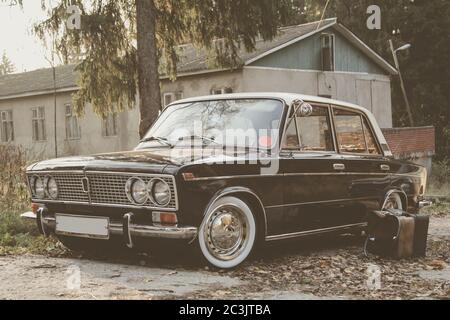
top-left (23, 93), bottom-right (428, 268)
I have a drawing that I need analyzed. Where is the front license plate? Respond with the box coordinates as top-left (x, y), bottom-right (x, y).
top-left (55, 214), bottom-right (110, 240)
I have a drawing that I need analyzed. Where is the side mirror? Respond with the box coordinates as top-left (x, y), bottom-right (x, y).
top-left (298, 103), bottom-right (313, 117)
top-left (291, 99), bottom-right (313, 117)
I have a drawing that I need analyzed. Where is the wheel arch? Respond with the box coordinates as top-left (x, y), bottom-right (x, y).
top-left (382, 188), bottom-right (408, 210)
top-left (203, 187), bottom-right (267, 239)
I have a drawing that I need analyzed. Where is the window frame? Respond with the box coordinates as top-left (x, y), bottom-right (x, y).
top-left (331, 105), bottom-right (383, 157)
top-left (210, 87), bottom-right (233, 95)
top-left (163, 91), bottom-right (184, 108)
top-left (31, 106), bottom-right (47, 142)
top-left (320, 33), bottom-right (336, 72)
top-left (65, 103), bottom-right (81, 141)
top-left (0, 110), bottom-right (14, 143)
top-left (281, 103), bottom-right (337, 154)
top-left (102, 113), bottom-right (119, 137)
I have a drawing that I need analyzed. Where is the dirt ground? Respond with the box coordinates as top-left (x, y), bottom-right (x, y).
top-left (0, 212), bottom-right (449, 300)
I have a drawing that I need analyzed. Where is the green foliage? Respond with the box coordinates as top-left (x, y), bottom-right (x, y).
top-left (430, 158), bottom-right (450, 192)
top-left (0, 145), bottom-right (66, 255)
top-left (393, 0), bottom-right (450, 160)
top-left (421, 202), bottom-right (450, 216)
top-left (0, 145), bottom-right (29, 212)
top-left (279, 1), bottom-right (450, 160)
top-left (0, 210), bottom-right (63, 256)
top-left (10, 0), bottom-right (449, 158)
top-left (32, 0), bottom-right (289, 119)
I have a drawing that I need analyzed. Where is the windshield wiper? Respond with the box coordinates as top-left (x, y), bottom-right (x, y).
top-left (177, 135), bottom-right (221, 146)
top-left (139, 136), bottom-right (173, 148)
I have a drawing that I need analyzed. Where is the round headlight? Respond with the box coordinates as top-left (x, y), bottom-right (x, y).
top-left (125, 178), bottom-right (148, 205)
top-left (46, 176), bottom-right (58, 200)
top-left (34, 176), bottom-right (45, 199)
top-left (150, 179), bottom-right (171, 206)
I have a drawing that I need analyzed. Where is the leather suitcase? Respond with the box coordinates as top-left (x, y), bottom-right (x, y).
top-left (365, 211), bottom-right (415, 259)
top-left (395, 216), bottom-right (415, 259)
top-left (388, 210), bottom-right (430, 257)
top-left (410, 215), bottom-right (430, 257)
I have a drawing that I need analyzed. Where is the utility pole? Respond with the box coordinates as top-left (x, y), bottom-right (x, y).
top-left (52, 62), bottom-right (58, 158)
top-left (45, 24), bottom-right (58, 158)
top-left (389, 39), bottom-right (414, 127)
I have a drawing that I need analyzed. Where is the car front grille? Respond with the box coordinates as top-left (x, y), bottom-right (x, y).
top-left (28, 171), bottom-right (178, 210)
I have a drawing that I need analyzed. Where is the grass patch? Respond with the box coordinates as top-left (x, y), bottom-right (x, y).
top-left (427, 158), bottom-right (450, 196)
top-left (421, 202), bottom-right (450, 217)
top-left (427, 183), bottom-right (450, 197)
top-left (0, 210), bottom-right (66, 256)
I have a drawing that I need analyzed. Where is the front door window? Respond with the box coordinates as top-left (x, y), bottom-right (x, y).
top-left (282, 104), bottom-right (334, 152)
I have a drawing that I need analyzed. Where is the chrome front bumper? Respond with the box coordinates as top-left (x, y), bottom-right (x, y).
top-left (21, 211), bottom-right (198, 242)
top-left (419, 200), bottom-right (433, 209)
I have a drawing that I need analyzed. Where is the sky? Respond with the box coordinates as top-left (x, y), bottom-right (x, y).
top-left (0, 0), bottom-right (62, 73)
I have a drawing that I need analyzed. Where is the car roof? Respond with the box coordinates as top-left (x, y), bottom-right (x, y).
top-left (173, 92), bottom-right (368, 113)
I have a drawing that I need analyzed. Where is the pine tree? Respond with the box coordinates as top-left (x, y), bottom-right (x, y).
top-left (30, 0), bottom-right (291, 137)
top-left (0, 53), bottom-right (15, 76)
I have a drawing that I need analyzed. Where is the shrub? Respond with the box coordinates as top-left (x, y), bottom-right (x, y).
top-left (0, 144), bottom-right (29, 211)
top-left (430, 158), bottom-right (450, 186)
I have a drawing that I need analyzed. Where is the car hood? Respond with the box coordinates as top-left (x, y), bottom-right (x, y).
top-left (28, 148), bottom-right (263, 174)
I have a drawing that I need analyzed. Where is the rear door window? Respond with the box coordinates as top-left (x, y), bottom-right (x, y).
top-left (362, 117), bottom-right (381, 155)
top-left (333, 108), bottom-right (380, 155)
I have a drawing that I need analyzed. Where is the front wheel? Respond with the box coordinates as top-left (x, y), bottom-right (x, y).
top-left (198, 196), bottom-right (257, 269)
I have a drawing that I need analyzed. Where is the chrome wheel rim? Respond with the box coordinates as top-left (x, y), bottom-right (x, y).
top-left (204, 204), bottom-right (249, 261)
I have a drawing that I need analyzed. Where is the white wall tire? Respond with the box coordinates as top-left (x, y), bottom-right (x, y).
top-left (382, 191), bottom-right (404, 212)
top-left (198, 196), bottom-right (256, 269)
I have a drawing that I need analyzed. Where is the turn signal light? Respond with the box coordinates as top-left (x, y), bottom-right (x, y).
top-left (182, 172), bottom-right (196, 181)
top-left (161, 213), bottom-right (178, 225)
top-left (152, 212), bottom-right (178, 226)
top-left (31, 203), bottom-right (40, 214)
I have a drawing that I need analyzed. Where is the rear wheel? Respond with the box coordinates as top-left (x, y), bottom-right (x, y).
top-left (382, 192), bottom-right (404, 212)
top-left (198, 196), bottom-right (257, 269)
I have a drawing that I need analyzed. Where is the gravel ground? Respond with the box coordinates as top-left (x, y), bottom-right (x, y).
top-left (0, 213), bottom-right (449, 300)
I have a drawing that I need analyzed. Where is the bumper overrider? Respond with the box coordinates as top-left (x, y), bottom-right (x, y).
top-left (21, 207), bottom-right (198, 248)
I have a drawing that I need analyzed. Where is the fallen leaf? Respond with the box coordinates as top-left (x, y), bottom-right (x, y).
top-left (32, 264), bottom-right (57, 269)
top-left (428, 260), bottom-right (447, 270)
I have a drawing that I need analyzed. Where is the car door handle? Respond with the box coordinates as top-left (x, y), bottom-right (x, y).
top-left (333, 163), bottom-right (346, 171)
top-left (380, 164), bottom-right (390, 171)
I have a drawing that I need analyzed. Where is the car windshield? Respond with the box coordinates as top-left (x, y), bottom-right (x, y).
top-left (137, 99), bottom-right (285, 150)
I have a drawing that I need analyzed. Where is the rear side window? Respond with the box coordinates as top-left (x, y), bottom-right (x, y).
top-left (333, 108), bottom-right (380, 155)
top-left (362, 117), bottom-right (381, 155)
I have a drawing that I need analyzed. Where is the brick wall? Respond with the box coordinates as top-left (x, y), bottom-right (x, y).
top-left (381, 126), bottom-right (435, 157)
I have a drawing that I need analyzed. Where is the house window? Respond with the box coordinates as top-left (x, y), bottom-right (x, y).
top-left (32, 107), bottom-right (46, 141)
top-left (102, 113), bottom-right (118, 137)
top-left (334, 109), bottom-right (370, 154)
top-left (321, 33), bottom-right (335, 71)
top-left (163, 92), bottom-right (184, 107)
top-left (211, 87), bottom-right (233, 95)
top-left (0, 110), bottom-right (14, 142)
top-left (65, 104), bottom-right (81, 140)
